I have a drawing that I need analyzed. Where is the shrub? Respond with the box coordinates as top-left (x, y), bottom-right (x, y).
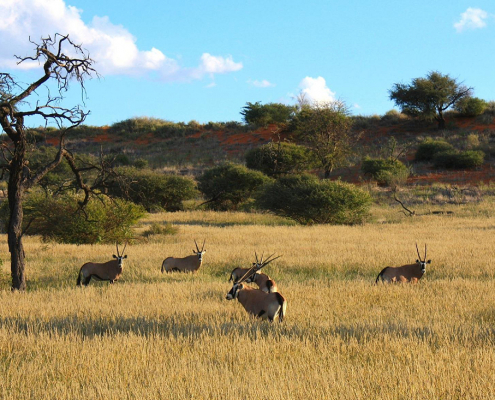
top-left (2, 191), bottom-right (145, 244)
top-left (197, 163), bottom-right (272, 211)
top-left (240, 102), bottom-right (296, 126)
top-left (433, 150), bottom-right (485, 169)
top-left (245, 142), bottom-right (315, 177)
top-left (142, 222), bottom-right (179, 238)
top-left (256, 174), bottom-right (371, 225)
top-left (414, 138), bottom-right (455, 162)
top-left (109, 167), bottom-right (198, 212)
top-left (361, 157), bottom-right (410, 186)
top-left (455, 97), bottom-right (487, 117)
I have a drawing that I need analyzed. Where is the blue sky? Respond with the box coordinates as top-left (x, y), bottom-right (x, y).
top-left (1, 0), bottom-right (494, 127)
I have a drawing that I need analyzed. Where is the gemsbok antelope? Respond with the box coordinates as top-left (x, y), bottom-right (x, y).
top-left (375, 243), bottom-right (431, 284)
top-left (76, 243), bottom-right (128, 286)
top-left (161, 239), bottom-right (206, 273)
top-left (243, 252), bottom-right (280, 293)
top-left (226, 256), bottom-right (286, 322)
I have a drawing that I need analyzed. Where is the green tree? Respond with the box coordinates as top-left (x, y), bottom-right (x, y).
top-left (454, 97), bottom-right (487, 117)
top-left (197, 163), bottom-right (272, 211)
top-left (245, 141), bottom-right (315, 177)
top-left (108, 167), bottom-right (198, 212)
top-left (291, 101), bottom-right (359, 178)
top-left (257, 174), bottom-right (371, 225)
top-left (240, 102), bottom-right (296, 126)
top-left (389, 71), bottom-right (472, 129)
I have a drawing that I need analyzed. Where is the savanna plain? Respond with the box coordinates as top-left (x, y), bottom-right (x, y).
top-left (1, 202), bottom-right (495, 399)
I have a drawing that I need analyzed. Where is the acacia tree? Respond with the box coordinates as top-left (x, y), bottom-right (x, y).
top-left (0, 34), bottom-right (102, 290)
top-left (389, 71), bottom-right (472, 130)
top-left (291, 101), bottom-right (359, 179)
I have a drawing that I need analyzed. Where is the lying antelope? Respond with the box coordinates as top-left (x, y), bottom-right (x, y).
top-left (375, 243), bottom-right (431, 284)
top-left (226, 255), bottom-right (286, 322)
top-left (161, 239), bottom-right (206, 273)
top-left (76, 243), bottom-right (127, 286)
top-left (229, 253), bottom-right (280, 293)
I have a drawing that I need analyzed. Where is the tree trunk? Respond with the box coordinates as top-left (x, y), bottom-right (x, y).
top-left (8, 141), bottom-right (27, 291)
top-left (436, 110), bottom-right (446, 130)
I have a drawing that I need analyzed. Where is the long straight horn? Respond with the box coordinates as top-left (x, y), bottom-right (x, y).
top-left (202, 239), bottom-right (206, 252)
top-left (424, 244), bottom-right (427, 261)
top-left (116, 242), bottom-right (120, 257)
top-left (121, 242), bottom-right (127, 256)
top-left (238, 265), bottom-right (257, 283)
top-left (255, 251), bottom-right (260, 265)
top-left (194, 239), bottom-right (200, 253)
top-left (415, 243), bottom-right (422, 261)
top-left (261, 254), bottom-right (282, 268)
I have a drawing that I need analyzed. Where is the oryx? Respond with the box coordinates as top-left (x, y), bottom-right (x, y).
top-left (229, 252), bottom-right (280, 293)
top-left (375, 243), bottom-right (431, 284)
top-left (76, 243), bottom-right (128, 286)
top-left (226, 255), bottom-right (286, 322)
top-left (161, 239), bottom-right (206, 273)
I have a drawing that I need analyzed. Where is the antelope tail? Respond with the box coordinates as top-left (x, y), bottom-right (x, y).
top-left (76, 267), bottom-right (83, 286)
top-left (275, 293), bottom-right (286, 322)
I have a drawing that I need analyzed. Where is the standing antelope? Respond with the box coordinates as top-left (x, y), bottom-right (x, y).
top-left (161, 239), bottom-right (206, 273)
top-left (375, 243), bottom-right (431, 284)
top-left (226, 255), bottom-right (286, 322)
top-left (229, 252), bottom-right (280, 293)
top-left (76, 243), bottom-right (128, 286)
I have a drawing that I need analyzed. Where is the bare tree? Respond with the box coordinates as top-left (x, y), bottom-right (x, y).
top-left (0, 34), bottom-right (100, 290)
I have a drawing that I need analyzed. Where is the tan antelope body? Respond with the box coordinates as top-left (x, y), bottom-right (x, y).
top-left (249, 271), bottom-right (278, 293)
top-left (77, 244), bottom-right (127, 286)
top-left (376, 244), bottom-right (431, 284)
top-left (226, 283), bottom-right (286, 322)
top-left (226, 253), bottom-right (286, 322)
top-left (161, 240), bottom-right (206, 273)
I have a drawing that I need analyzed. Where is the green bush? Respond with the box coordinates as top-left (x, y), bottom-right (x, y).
top-left (245, 142), bottom-right (315, 177)
top-left (361, 157), bottom-right (410, 186)
top-left (1, 191), bottom-right (145, 244)
top-left (414, 138), bottom-right (455, 162)
top-left (240, 102), bottom-right (296, 126)
top-left (455, 97), bottom-right (487, 117)
top-left (256, 174), bottom-right (371, 225)
top-left (109, 167), bottom-right (198, 212)
top-left (433, 150), bottom-right (485, 169)
top-left (197, 163), bottom-right (272, 211)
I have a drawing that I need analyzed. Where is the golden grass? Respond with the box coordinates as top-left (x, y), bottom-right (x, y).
top-left (1, 206), bottom-right (495, 399)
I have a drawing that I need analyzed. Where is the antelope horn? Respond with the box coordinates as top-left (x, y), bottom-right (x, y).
top-left (194, 239), bottom-right (200, 253)
top-left (255, 251), bottom-right (260, 265)
top-left (116, 242), bottom-right (120, 257)
top-left (202, 239), bottom-right (206, 252)
top-left (424, 244), bottom-right (427, 261)
top-left (238, 265), bottom-right (257, 283)
top-left (261, 254), bottom-right (282, 268)
top-left (415, 243), bottom-right (422, 261)
top-left (121, 242), bottom-right (127, 256)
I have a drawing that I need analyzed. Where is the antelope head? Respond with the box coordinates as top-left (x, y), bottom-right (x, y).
top-left (193, 239), bottom-right (206, 262)
top-left (415, 243), bottom-right (431, 274)
top-left (113, 242), bottom-right (128, 268)
top-left (244, 252), bottom-right (281, 283)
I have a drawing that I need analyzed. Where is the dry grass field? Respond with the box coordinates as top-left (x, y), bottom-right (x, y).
top-left (1, 203), bottom-right (495, 399)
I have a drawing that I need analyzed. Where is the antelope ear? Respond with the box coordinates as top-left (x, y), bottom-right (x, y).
top-left (123, 255), bottom-right (128, 259)
top-left (238, 283), bottom-right (244, 290)
top-left (416, 259), bottom-right (419, 263)
top-left (427, 260), bottom-right (431, 264)
top-left (203, 249), bottom-right (206, 253)
top-left (113, 255), bottom-right (117, 259)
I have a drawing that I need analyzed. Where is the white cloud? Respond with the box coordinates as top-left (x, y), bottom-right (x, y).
top-left (248, 79), bottom-right (275, 88)
top-left (298, 76), bottom-right (336, 104)
top-left (454, 8), bottom-right (489, 32)
top-left (0, 0), bottom-right (242, 81)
